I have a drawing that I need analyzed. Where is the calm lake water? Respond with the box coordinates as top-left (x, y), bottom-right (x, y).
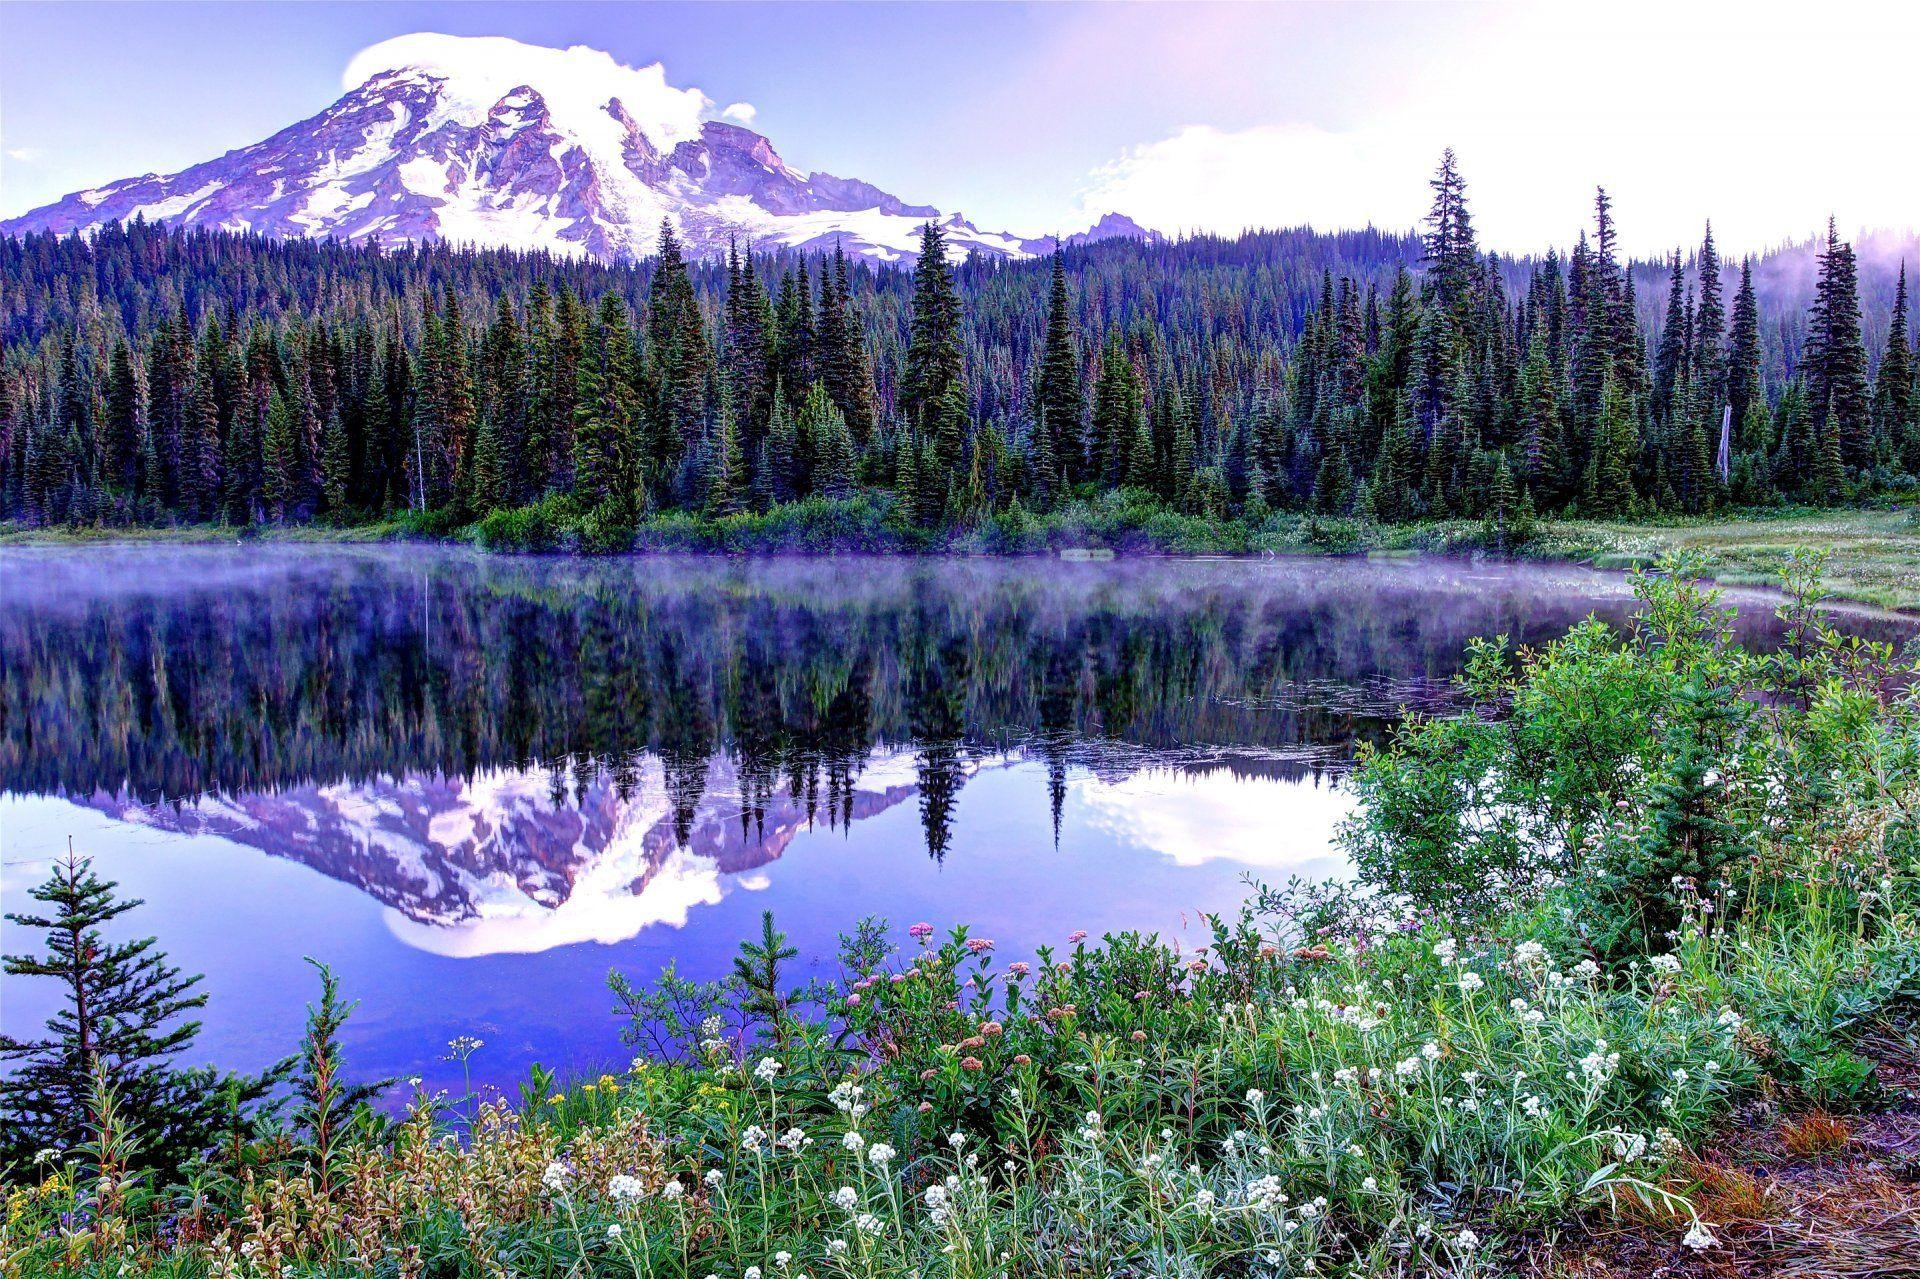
top-left (3, 547), bottom-right (1903, 1096)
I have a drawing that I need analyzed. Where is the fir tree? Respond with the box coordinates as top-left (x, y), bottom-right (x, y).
top-left (1, 848), bottom-right (277, 1176)
top-left (1805, 219), bottom-right (1873, 468)
top-left (902, 221), bottom-right (964, 430)
top-left (1877, 263), bottom-right (1913, 463)
top-left (1037, 249), bottom-right (1084, 482)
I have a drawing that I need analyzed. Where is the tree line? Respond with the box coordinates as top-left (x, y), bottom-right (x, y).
top-left (2, 152), bottom-right (1915, 534)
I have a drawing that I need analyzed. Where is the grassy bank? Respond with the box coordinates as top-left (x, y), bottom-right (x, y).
top-left (5, 557), bottom-right (1919, 1277)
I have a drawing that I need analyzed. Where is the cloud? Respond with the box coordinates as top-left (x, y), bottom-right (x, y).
top-left (5, 148), bottom-right (44, 163)
top-left (1076, 124), bottom-right (1426, 243)
top-left (1073, 2), bottom-right (1920, 256)
top-left (719, 102), bottom-right (757, 126)
top-left (342, 33), bottom-right (713, 149)
top-left (1077, 768), bottom-right (1351, 877)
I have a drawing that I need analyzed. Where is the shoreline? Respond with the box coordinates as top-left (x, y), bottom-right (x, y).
top-left (8, 504), bottom-right (1920, 612)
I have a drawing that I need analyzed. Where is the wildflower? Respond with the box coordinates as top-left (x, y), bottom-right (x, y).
top-left (1513, 939), bottom-right (1547, 967)
top-left (1006, 962), bottom-right (1031, 977)
top-left (1245, 1088), bottom-right (1265, 1104)
top-left (606, 1223), bottom-right (623, 1241)
top-left (1394, 1056), bottom-right (1422, 1078)
top-left (948, 1131), bottom-right (966, 1149)
top-left (775, 1252), bottom-right (791, 1269)
top-left (842, 1132), bottom-right (866, 1152)
top-left (826, 1240), bottom-right (848, 1256)
top-left (1716, 1007), bottom-right (1744, 1031)
top-left (1454, 1228), bottom-right (1481, 1251)
top-left (541, 1161), bottom-right (570, 1193)
top-left (704, 1169), bottom-right (724, 1187)
top-left (1013, 1053), bottom-right (1031, 1065)
top-left (607, 1174), bottom-right (646, 1204)
top-left (960, 1056), bottom-right (984, 1071)
top-left (754, 1057), bottom-right (784, 1082)
top-left (1650, 952), bottom-right (1682, 974)
top-left (1458, 971), bottom-right (1485, 993)
top-left (1068, 930), bottom-right (1088, 944)
top-left (1361, 1176), bottom-right (1378, 1192)
top-left (833, 1186), bottom-right (859, 1210)
top-left (1194, 1187), bottom-right (1216, 1211)
top-left (1613, 1131), bottom-right (1647, 1161)
top-left (845, 993), bottom-right (861, 1007)
top-left (1572, 959), bottom-right (1601, 980)
top-left (746, 1267), bottom-right (762, 1279)
top-left (661, 1180), bottom-right (685, 1201)
top-left (740, 1124), bottom-right (769, 1154)
top-left (779, 1126), bottom-right (809, 1151)
top-left (1579, 1040), bottom-right (1620, 1083)
top-left (909, 922), bottom-right (934, 940)
top-left (1433, 938), bottom-right (1459, 965)
top-left (855, 1212), bottom-right (883, 1234)
top-left (966, 938), bottom-right (994, 954)
top-left (406, 1075), bottom-right (422, 1088)
top-left (1682, 1221), bottom-right (1719, 1250)
top-left (868, 1142), bottom-right (897, 1166)
top-left (1420, 1040), bottom-right (1442, 1061)
top-left (1244, 1174), bottom-right (1286, 1208)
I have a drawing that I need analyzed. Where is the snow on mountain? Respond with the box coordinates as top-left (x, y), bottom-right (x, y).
top-left (0, 33), bottom-right (1155, 264)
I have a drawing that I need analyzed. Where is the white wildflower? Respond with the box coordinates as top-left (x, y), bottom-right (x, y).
top-left (1682, 1221), bottom-right (1719, 1250)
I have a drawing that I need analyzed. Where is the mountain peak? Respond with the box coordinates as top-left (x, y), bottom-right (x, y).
top-left (342, 33), bottom-right (709, 153)
top-left (1, 33), bottom-right (1144, 266)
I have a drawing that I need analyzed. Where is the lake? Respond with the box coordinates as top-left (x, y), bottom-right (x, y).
top-left (2, 547), bottom-right (1901, 1097)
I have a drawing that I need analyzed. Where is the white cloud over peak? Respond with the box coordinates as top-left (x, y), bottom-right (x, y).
top-left (720, 102), bottom-right (757, 126)
top-left (343, 33), bottom-right (715, 150)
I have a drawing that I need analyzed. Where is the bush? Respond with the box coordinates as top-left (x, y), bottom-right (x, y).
top-left (471, 493), bottom-right (584, 553)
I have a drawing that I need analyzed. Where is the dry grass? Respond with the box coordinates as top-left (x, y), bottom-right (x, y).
top-left (1530, 1024), bottom-right (1920, 1279)
top-left (1781, 1111), bottom-right (1853, 1158)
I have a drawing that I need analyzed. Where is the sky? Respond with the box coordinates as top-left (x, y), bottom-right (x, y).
top-left (2, 0), bottom-right (1917, 257)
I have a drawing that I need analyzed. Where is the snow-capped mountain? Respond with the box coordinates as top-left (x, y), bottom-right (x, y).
top-left (0, 33), bottom-right (1155, 264)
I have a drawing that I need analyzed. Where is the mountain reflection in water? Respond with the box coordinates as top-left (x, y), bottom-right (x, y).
top-left (6, 547), bottom-right (1902, 1087)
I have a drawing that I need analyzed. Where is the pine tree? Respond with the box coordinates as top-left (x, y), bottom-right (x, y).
top-left (804, 382), bottom-right (856, 500)
top-left (706, 384), bottom-right (747, 517)
top-left (646, 220), bottom-right (710, 476)
top-left (574, 295), bottom-right (643, 516)
top-left (104, 340), bottom-right (143, 497)
top-left (1725, 258), bottom-right (1762, 442)
top-left (1693, 222), bottom-right (1725, 402)
top-left (1, 848), bottom-right (277, 1175)
top-left (1877, 263), bottom-right (1913, 464)
top-left (902, 221), bottom-right (965, 430)
top-left (1805, 219), bottom-right (1873, 468)
top-left (1422, 148), bottom-right (1479, 324)
top-left (320, 403), bottom-right (352, 515)
top-left (1037, 249), bottom-right (1084, 483)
